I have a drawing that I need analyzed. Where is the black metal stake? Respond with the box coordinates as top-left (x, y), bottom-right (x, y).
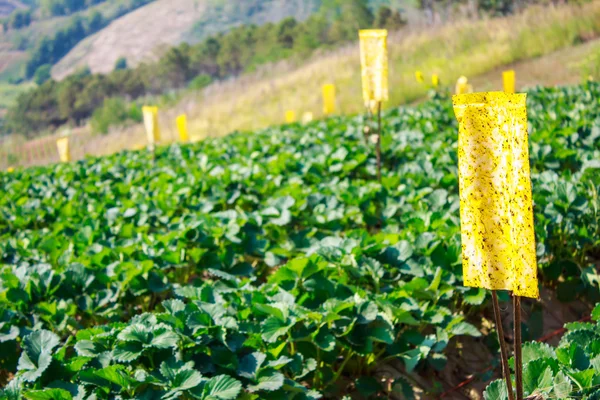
top-left (376, 101), bottom-right (382, 182)
top-left (492, 291), bottom-right (515, 400)
top-left (513, 295), bottom-right (523, 400)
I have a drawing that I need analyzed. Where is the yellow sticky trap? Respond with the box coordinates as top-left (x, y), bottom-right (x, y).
top-left (453, 92), bottom-right (538, 299)
top-left (302, 112), bottom-right (313, 124)
top-left (455, 76), bottom-right (472, 95)
top-left (56, 137), bottom-right (70, 163)
top-left (359, 29), bottom-right (388, 107)
top-left (415, 70), bottom-right (424, 83)
top-left (285, 110), bottom-right (296, 123)
top-left (176, 114), bottom-right (189, 143)
top-left (503, 70), bottom-right (516, 94)
top-left (7, 167), bottom-right (14, 173)
top-left (322, 84), bottom-right (336, 115)
top-left (142, 106), bottom-right (161, 146)
top-left (432, 74), bottom-right (439, 88)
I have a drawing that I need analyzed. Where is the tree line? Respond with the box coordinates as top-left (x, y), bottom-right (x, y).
top-left (1, 0), bottom-right (109, 31)
top-left (6, 0), bottom-right (406, 136)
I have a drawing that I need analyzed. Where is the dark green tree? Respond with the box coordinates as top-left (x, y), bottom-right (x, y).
top-left (114, 57), bottom-right (128, 71)
top-left (34, 64), bottom-right (52, 85)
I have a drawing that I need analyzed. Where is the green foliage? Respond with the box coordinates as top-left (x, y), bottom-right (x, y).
top-left (33, 64), bottom-right (52, 85)
top-left (114, 57), bottom-right (128, 71)
top-left (39, 0), bottom-right (108, 17)
top-left (188, 74), bottom-right (213, 90)
top-left (91, 97), bottom-right (142, 134)
top-left (0, 83), bottom-right (599, 398)
top-left (485, 317), bottom-right (600, 399)
top-left (2, 9), bottom-right (33, 31)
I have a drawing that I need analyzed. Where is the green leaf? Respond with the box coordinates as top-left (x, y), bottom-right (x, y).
top-left (400, 349), bottom-right (421, 373)
top-left (426, 267), bottom-right (443, 292)
top-left (261, 317), bottom-right (291, 343)
top-left (113, 341), bottom-right (144, 362)
top-left (247, 371), bottom-right (284, 392)
top-left (463, 288), bottom-right (486, 306)
top-left (170, 369), bottom-right (203, 391)
top-left (80, 365), bottom-right (135, 390)
top-left (23, 389), bottom-right (73, 400)
top-left (552, 371), bottom-right (571, 398)
top-left (355, 376), bottom-right (381, 397)
top-left (592, 304), bottom-right (600, 321)
top-left (369, 324), bottom-right (394, 344)
top-left (523, 359), bottom-right (553, 396)
top-left (203, 375), bottom-right (242, 399)
top-left (314, 328), bottom-right (336, 351)
top-left (568, 369), bottom-right (595, 389)
top-left (449, 321), bottom-right (481, 337)
top-left (237, 352), bottom-right (267, 380)
top-left (150, 326), bottom-right (179, 349)
top-left (521, 342), bottom-right (556, 364)
top-left (483, 380), bottom-right (508, 400)
top-left (357, 301), bottom-right (378, 324)
top-left (17, 330), bottom-right (61, 382)
top-left (253, 303), bottom-right (288, 323)
top-left (556, 343), bottom-right (590, 371)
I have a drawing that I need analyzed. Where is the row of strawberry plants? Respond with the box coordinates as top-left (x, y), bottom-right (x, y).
top-left (1, 83), bottom-right (599, 397)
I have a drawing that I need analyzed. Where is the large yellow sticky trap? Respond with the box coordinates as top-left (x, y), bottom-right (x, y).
top-left (176, 114), bottom-right (189, 143)
top-left (453, 92), bottom-right (538, 299)
top-left (142, 106), bottom-right (160, 146)
top-left (322, 84), bottom-right (336, 115)
top-left (503, 70), bottom-right (516, 94)
top-left (285, 110), bottom-right (296, 123)
top-left (56, 137), bottom-right (70, 163)
top-left (359, 29), bottom-right (388, 107)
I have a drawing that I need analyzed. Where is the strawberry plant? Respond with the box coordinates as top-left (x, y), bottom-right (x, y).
top-left (485, 304), bottom-right (600, 399)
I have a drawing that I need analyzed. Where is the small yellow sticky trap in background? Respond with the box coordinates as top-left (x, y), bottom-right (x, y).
top-left (415, 70), bottom-right (424, 83)
top-left (359, 29), bottom-right (388, 107)
top-left (285, 110), bottom-right (296, 123)
top-left (7, 167), bottom-right (14, 173)
top-left (432, 74), bottom-right (439, 87)
top-left (452, 92), bottom-right (538, 299)
top-left (503, 70), bottom-right (516, 94)
top-left (56, 137), bottom-right (70, 163)
top-left (142, 106), bottom-right (161, 146)
top-left (302, 112), bottom-right (313, 124)
top-left (176, 114), bottom-right (188, 143)
top-left (322, 84), bottom-right (336, 115)
top-left (455, 76), bottom-right (472, 95)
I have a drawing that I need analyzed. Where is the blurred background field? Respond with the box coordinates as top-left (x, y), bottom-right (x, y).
top-left (0, 0), bottom-right (599, 168)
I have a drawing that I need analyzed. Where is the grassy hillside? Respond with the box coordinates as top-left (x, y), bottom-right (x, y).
top-left (52, 0), bottom-right (322, 78)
